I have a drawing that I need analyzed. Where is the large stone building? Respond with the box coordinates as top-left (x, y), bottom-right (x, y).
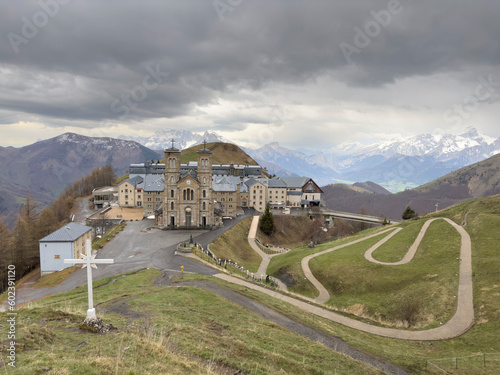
top-left (117, 141), bottom-right (323, 227)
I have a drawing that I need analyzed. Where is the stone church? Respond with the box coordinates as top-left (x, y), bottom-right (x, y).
top-left (158, 143), bottom-right (216, 229)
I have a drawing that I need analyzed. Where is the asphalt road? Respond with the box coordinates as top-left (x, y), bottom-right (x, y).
top-left (9, 209), bottom-right (254, 307)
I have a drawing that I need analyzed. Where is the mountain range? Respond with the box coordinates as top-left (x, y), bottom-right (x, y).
top-left (322, 152), bottom-right (500, 220)
top-left (119, 129), bottom-right (226, 151)
top-left (0, 133), bottom-right (161, 226)
top-left (122, 127), bottom-right (500, 192)
top-left (2, 127), bottom-right (499, 227)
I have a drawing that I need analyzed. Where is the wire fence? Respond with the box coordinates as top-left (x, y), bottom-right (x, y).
top-left (423, 353), bottom-right (500, 374)
top-left (254, 237), bottom-right (290, 255)
top-left (197, 244), bottom-right (282, 288)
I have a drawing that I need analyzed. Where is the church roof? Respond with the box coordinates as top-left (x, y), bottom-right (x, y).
top-left (180, 169), bottom-right (199, 183)
top-left (40, 222), bottom-right (92, 243)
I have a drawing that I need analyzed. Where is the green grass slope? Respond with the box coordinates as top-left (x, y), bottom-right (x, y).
top-left (1, 269), bottom-right (381, 375)
top-left (209, 217), bottom-right (262, 272)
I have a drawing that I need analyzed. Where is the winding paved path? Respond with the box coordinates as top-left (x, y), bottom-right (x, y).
top-left (289, 217), bottom-right (474, 340)
top-left (248, 216), bottom-right (288, 291)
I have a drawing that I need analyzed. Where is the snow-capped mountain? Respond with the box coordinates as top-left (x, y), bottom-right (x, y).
top-left (329, 127), bottom-right (499, 164)
top-left (120, 129), bottom-right (228, 150)
top-left (244, 127), bottom-right (500, 190)
top-left (123, 126), bottom-right (499, 191)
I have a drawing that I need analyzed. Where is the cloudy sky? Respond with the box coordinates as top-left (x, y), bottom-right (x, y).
top-left (1, 0), bottom-right (499, 149)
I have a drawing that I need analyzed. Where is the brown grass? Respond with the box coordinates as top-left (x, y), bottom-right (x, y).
top-left (256, 215), bottom-right (339, 247)
top-left (33, 266), bottom-right (77, 288)
top-left (177, 142), bottom-right (260, 166)
top-left (209, 217), bottom-right (262, 272)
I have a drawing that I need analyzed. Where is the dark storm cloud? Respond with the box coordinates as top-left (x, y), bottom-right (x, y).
top-left (0, 0), bottom-right (499, 126)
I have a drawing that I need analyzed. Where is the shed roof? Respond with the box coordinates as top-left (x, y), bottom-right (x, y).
top-left (39, 222), bottom-right (92, 243)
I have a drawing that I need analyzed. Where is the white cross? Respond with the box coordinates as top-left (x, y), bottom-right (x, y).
top-left (64, 239), bottom-right (114, 319)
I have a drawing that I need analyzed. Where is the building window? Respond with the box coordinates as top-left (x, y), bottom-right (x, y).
top-left (191, 189), bottom-right (194, 200)
top-left (125, 189), bottom-right (128, 193)
top-left (171, 189), bottom-right (174, 198)
top-left (183, 190), bottom-right (186, 200)
top-left (203, 190), bottom-right (206, 198)
top-left (138, 195), bottom-right (141, 199)
top-left (54, 255), bottom-right (60, 259)
top-left (170, 176), bottom-right (174, 184)
top-left (171, 202), bottom-right (174, 210)
top-left (203, 202), bottom-right (206, 210)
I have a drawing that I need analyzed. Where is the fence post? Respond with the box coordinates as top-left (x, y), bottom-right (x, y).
top-left (455, 357), bottom-right (458, 369)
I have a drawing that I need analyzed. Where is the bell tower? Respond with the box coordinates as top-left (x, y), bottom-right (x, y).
top-left (164, 139), bottom-right (181, 227)
top-left (197, 140), bottom-right (213, 227)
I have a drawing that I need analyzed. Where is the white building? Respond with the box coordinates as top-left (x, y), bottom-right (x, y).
top-left (39, 222), bottom-right (92, 276)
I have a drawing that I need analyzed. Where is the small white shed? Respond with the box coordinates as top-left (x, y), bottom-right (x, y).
top-left (39, 222), bottom-right (92, 276)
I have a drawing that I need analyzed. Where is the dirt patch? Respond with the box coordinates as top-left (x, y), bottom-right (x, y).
top-left (276, 267), bottom-right (297, 286)
top-left (105, 206), bottom-right (143, 220)
top-left (424, 274), bottom-right (439, 279)
top-left (100, 295), bottom-right (145, 320)
top-left (343, 303), bottom-right (366, 316)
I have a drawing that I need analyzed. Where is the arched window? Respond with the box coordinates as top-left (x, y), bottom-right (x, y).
top-left (183, 190), bottom-right (186, 200)
top-left (203, 202), bottom-right (206, 210)
top-left (170, 189), bottom-right (174, 198)
top-left (191, 189), bottom-right (194, 200)
top-left (203, 190), bottom-right (206, 198)
top-left (170, 176), bottom-right (174, 184)
top-left (203, 177), bottom-right (206, 184)
top-left (171, 202), bottom-right (174, 210)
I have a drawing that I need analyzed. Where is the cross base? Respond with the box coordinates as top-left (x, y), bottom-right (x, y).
top-left (87, 308), bottom-right (96, 319)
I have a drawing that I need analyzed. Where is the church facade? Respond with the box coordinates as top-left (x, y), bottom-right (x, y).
top-left (158, 144), bottom-right (216, 229)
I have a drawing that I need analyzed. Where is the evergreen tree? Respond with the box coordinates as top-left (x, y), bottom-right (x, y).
top-left (402, 206), bottom-right (418, 220)
top-left (259, 203), bottom-right (275, 236)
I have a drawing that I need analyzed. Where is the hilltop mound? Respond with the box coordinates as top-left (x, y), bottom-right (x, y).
top-left (179, 142), bottom-right (260, 166)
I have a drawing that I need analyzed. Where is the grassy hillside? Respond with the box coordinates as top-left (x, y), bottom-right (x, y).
top-left (178, 142), bottom-right (260, 166)
top-left (264, 194), bottom-right (500, 373)
top-left (1, 269), bottom-right (381, 374)
top-left (311, 219), bottom-right (461, 328)
top-left (415, 152), bottom-right (500, 196)
top-left (209, 217), bottom-right (262, 272)
top-left (323, 153), bottom-right (500, 220)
